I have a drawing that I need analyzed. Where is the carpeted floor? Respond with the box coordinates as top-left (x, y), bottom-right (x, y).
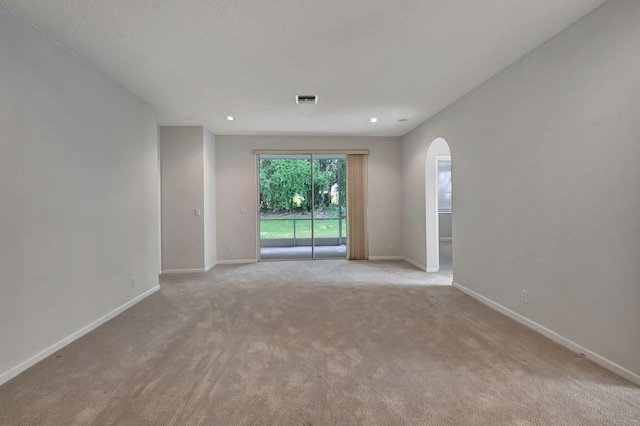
top-left (0, 260), bottom-right (638, 425)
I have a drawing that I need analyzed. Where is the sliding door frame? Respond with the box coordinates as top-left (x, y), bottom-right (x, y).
top-left (255, 150), bottom-right (367, 261)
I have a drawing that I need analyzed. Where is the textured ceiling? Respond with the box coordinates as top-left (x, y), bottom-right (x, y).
top-left (1, 0), bottom-right (606, 136)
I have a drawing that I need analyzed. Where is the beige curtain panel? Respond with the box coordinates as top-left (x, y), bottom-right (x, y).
top-left (346, 154), bottom-right (368, 260)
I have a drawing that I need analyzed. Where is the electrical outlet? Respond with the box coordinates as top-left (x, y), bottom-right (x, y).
top-left (521, 289), bottom-right (528, 304)
top-left (387, 243), bottom-right (393, 250)
top-left (131, 277), bottom-right (136, 288)
top-left (227, 246), bottom-right (233, 253)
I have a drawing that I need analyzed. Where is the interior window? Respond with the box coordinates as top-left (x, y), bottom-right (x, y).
top-left (437, 159), bottom-right (452, 213)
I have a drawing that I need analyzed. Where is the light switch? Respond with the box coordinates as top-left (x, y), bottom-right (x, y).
top-left (240, 207), bottom-right (248, 214)
top-left (194, 209), bottom-right (201, 216)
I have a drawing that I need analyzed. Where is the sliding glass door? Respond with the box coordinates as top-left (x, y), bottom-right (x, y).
top-left (312, 156), bottom-right (347, 259)
top-left (258, 154), bottom-right (346, 260)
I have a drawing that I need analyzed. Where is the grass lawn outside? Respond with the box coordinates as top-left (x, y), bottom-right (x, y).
top-left (260, 218), bottom-right (347, 239)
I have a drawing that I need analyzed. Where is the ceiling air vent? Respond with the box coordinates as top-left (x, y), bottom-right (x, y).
top-left (296, 95), bottom-right (318, 104)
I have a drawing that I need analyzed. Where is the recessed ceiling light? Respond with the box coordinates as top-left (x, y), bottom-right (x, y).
top-left (370, 117), bottom-right (378, 123)
top-left (226, 116), bottom-right (234, 121)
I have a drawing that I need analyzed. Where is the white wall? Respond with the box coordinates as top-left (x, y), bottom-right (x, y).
top-left (402, 0), bottom-right (640, 382)
top-left (216, 136), bottom-right (402, 262)
top-left (204, 128), bottom-right (217, 270)
top-left (439, 214), bottom-right (452, 240)
top-left (159, 126), bottom-right (205, 272)
top-left (0, 8), bottom-right (160, 383)
top-left (160, 126), bottom-right (217, 272)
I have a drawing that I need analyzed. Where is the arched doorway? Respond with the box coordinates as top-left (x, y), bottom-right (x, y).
top-left (425, 138), bottom-right (452, 277)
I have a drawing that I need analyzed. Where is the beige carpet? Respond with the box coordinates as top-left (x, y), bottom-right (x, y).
top-left (1, 260), bottom-right (638, 425)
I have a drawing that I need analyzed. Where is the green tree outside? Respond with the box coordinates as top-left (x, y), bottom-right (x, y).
top-left (259, 158), bottom-right (345, 217)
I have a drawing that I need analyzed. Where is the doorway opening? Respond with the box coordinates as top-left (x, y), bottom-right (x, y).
top-left (258, 154), bottom-right (347, 260)
top-left (425, 138), bottom-right (452, 279)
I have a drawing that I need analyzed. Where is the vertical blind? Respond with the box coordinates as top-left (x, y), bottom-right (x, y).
top-left (346, 154), bottom-right (368, 260)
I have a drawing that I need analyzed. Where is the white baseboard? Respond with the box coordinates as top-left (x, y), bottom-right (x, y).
top-left (403, 257), bottom-right (427, 271)
top-left (216, 259), bottom-right (258, 265)
top-left (452, 281), bottom-right (640, 386)
top-left (205, 262), bottom-right (217, 272)
top-left (426, 267), bottom-right (439, 272)
top-left (161, 268), bottom-right (205, 274)
top-left (369, 256), bottom-right (403, 261)
top-left (0, 285), bottom-right (161, 386)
